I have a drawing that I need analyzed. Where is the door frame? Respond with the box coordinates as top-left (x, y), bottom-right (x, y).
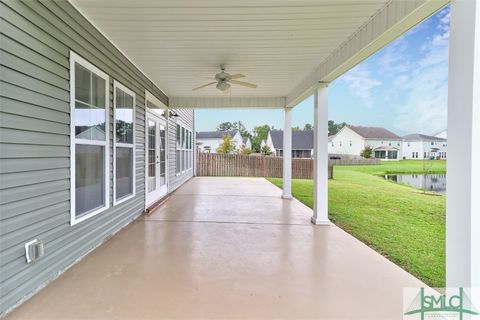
top-left (144, 90), bottom-right (169, 209)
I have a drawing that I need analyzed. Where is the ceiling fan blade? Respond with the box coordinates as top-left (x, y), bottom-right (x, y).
top-left (231, 80), bottom-right (258, 88)
top-left (229, 74), bottom-right (245, 80)
top-left (192, 82), bottom-right (217, 91)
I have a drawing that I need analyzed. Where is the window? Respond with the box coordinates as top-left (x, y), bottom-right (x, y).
top-left (175, 122), bottom-right (193, 174)
top-left (416, 152), bottom-right (419, 158)
top-left (412, 152), bottom-right (415, 158)
top-left (176, 124), bottom-right (181, 174)
top-left (181, 127), bottom-right (186, 172)
top-left (70, 52), bottom-right (109, 225)
top-left (113, 81), bottom-right (135, 204)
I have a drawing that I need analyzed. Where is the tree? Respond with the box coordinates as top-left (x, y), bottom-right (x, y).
top-left (304, 123), bottom-right (313, 130)
top-left (216, 122), bottom-right (234, 132)
top-left (292, 126), bottom-right (301, 131)
top-left (216, 134), bottom-right (236, 154)
top-left (360, 146), bottom-right (373, 158)
top-left (251, 124), bottom-right (273, 153)
top-left (217, 121), bottom-right (251, 140)
top-left (261, 145), bottom-right (273, 156)
top-left (328, 120), bottom-right (347, 136)
top-left (239, 146), bottom-right (252, 155)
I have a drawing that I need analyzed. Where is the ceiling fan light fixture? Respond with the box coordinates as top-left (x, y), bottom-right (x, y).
top-left (216, 81), bottom-right (230, 92)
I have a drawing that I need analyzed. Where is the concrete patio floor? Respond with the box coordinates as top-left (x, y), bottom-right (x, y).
top-left (6, 177), bottom-right (424, 319)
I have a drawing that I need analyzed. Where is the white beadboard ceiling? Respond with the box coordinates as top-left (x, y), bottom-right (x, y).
top-left (70, 0), bottom-right (390, 100)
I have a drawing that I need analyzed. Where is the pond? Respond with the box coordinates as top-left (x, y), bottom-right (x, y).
top-left (385, 173), bottom-right (446, 194)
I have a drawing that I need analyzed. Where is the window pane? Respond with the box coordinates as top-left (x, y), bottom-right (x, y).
top-left (176, 124), bottom-right (181, 146)
top-left (75, 63), bottom-right (90, 104)
top-left (181, 150), bottom-right (185, 171)
top-left (75, 102), bottom-right (106, 140)
top-left (116, 147), bottom-right (133, 200)
top-left (176, 150), bottom-right (180, 174)
top-left (75, 144), bottom-right (104, 217)
top-left (74, 65), bottom-right (106, 141)
top-left (181, 127), bottom-right (185, 148)
top-left (115, 88), bottom-right (134, 144)
top-left (92, 73), bottom-right (106, 109)
top-left (148, 121), bottom-right (156, 192)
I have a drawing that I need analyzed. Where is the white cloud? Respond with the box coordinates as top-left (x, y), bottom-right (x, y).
top-left (341, 64), bottom-right (381, 107)
top-left (377, 37), bottom-right (410, 76)
top-left (393, 7), bottom-right (450, 135)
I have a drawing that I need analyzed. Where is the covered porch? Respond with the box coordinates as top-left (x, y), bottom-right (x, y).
top-left (6, 177), bottom-right (423, 319)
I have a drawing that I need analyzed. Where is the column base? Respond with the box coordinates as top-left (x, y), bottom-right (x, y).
top-left (281, 194), bottom-right (293, 200)
top-left (311, 216), bottom-right (331, 225)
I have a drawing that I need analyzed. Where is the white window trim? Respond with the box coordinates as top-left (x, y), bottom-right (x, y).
top-left (113, 80), bottom-right (136, 205)
top-left (175, 120), bottom-right (193, 176)
top-left (69, 51), bottom-right (110, 226)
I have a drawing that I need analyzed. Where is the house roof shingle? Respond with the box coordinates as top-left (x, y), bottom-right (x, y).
top-left (270, 130), bottom-right (313, 150)
top-left (347, 125), bottom-right (401, 140)
top-left (402, 133), bottom-right (447, 142)
top-left (196, 130), bottom-right (237, 139)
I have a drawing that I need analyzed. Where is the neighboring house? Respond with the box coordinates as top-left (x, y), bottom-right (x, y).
top-left (329, 126), bottom-right (402, 160)
top-left (0, 3), bottom-right (195, 315)
top-left (196, 130), bottom-right (243, 153)
top-left (242, 136), bottom-right (252, 149)
top-left (267, 130), bottom-right (314, 158)
top-left (402, 134), bottom-right (447, 159)
top-left (260, 139), bottom-right (267, 149)
top-left (434, 129), bottom-right (447, 140)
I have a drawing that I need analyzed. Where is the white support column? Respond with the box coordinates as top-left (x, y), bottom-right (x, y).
top-left (446, 0), bottom-right (479, 302)
top-left (312, 84), bottom-right (330, 225)
top-left (282, 107), bottom-right (293, 199)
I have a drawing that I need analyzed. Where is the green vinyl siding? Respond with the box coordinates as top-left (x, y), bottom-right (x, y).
top-left (0, 0), bottom-right (193, 316)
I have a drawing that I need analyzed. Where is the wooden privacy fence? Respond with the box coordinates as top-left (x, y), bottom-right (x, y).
top-left (196, 153), bottom-right (335, 179)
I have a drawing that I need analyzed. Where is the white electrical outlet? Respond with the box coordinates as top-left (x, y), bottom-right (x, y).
top-left (25, 239), bottom-right (44, 263)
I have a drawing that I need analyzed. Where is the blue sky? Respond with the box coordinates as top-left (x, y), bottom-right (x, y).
top-left (195, 6), bottom-right (450, 136)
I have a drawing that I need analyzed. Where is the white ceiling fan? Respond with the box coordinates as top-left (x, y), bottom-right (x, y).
top-left (192, 64), bottom-right (258, 93)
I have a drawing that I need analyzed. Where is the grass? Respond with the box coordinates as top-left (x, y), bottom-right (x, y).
top-left (268, 160), bottom-right (446, 288)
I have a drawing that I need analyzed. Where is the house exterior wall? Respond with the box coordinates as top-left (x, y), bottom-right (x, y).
top-left (197, 131), bottom-right (242, 153)
top-left (402, 141), bottom-right (424, 159)
top-left (365, 139), bottom-right (402, 160)
top-left (265, 132), bottom-right (277, 154)
top-left (276, 149), bottom-right (313, 158)
top-left (402, 140), bottom-right (447, 159)
top-left (197, 138), bottom-right (221, 153)
top-left (328, 127), bottom-right (365, 156)
top-left (168, 110), bottom-right (195, 191)
top-left (243, 138), bottom-right (252, 149)
top-left (422, 140), bottom-right (447, 159)
top-left (0, 0), bottom-right (193, 315)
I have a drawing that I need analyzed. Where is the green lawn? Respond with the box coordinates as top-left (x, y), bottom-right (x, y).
top-left (268, 160), bottom-right (446, 288)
